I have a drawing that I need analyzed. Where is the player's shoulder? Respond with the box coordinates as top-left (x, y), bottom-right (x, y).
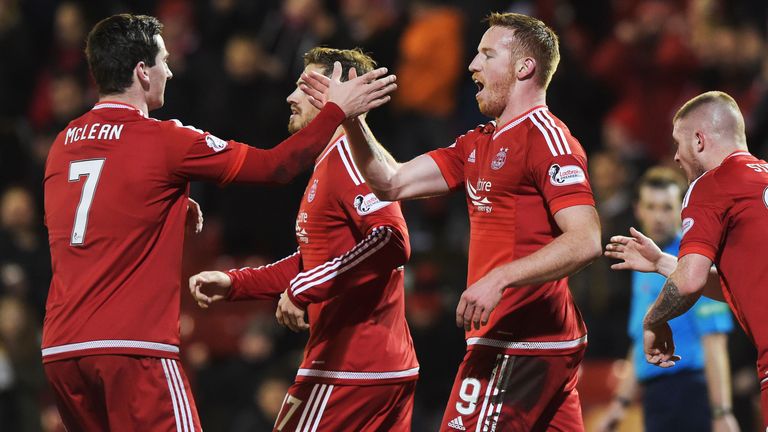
top-left (327, 136), bottom-right (367, 188)
top-left (520, 108), bottom-right (584, 158)
top-left (682, 169), bottom-right (726, 209)
top-left (452, 122), bottom-right (493, 147)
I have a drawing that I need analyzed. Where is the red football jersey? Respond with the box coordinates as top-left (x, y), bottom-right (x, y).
top-left (42, 102), bottom-right (249, 362)
top-left (679, 151), bottom-right (768, 380)
top-left (428, 106), bottom-right (594, 355)
top-left (228, 135), bottom-right (419, 385)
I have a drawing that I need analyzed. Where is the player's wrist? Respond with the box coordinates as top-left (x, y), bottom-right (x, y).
top-left (710, 406), bottom-right (732, 419)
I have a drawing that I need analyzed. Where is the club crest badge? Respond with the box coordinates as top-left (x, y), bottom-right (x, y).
top-left (491, 147), bottom-right (508, 170)
top-left (307, 179), bottom-right (318, 202)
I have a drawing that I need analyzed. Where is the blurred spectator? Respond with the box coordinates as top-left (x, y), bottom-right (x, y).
top-left (0, 296), bottom-right (45, 432)
top-left (391, 0), bottom-right (463, 160)
top-left (0, 186), bottom-right (50, 316)
top-left (193, 316), bottom-right (299, 432)
top-left (28, 1), bottom-right (93, 131)
top-left (590, 0), bottom-right (697, 163)
top-left (0, 0), bottom-right (35, 119)
top-left (229, 372), bottom-right (294, 431)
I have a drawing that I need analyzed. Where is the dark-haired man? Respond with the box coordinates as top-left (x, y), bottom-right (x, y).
top-left (189, 47), bottom-right (418, 432)
top-left (41, 14), bottom-right (396, 432)
top-left (303, 12), bottom-right (601, 431)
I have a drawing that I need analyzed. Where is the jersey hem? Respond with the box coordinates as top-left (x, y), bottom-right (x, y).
top-left (41, 339), bottom-right (180, 363)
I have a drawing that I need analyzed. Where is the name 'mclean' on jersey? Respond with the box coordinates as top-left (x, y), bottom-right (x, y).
top-left (428, 106), bottom-right (594, 356)
top-left (679, 151), bottom-right (768, 382)
top-left (43, 102), bottom-right (250, 362)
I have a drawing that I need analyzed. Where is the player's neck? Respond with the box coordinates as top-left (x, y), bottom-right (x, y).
top-left (97, 90), bottom-right (149, 116)
top-left (496, 87), bottom-right (546, 126)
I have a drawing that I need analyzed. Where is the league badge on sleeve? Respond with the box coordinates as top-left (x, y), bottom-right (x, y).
top-left (353, 193), bottom-right (392, 216)
top-left (682, 217), bottom-right (694, 237)
top-left (548, 163), bottom-right (586, 186)
top-left (205, 134), bottom-right (228, 152)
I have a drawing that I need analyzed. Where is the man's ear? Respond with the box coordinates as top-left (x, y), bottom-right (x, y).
top-left (515, 57), bottom-right (536, 81)
top-left (135, 61), bottom-right (150, 90)
top-left (694, 131), bottom-right (705, 152)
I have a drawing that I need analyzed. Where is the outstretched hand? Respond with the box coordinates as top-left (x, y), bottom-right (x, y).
top-left (604, 227), bottom-right (663, 273)
top-left (188, 271), bottom-right (231, 308)
top-left (643, 322), bottom-right (681, 368)
top-left (300, 62), bottom-right (397, 118)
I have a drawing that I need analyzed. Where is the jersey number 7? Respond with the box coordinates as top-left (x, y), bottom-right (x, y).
top-left (68, 159), bottom-right (105, 246)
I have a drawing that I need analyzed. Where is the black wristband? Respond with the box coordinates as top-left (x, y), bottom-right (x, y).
top-left (711, 406), bottom-right (732, 418)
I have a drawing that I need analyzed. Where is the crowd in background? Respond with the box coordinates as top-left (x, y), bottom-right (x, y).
top-left (1, 0), bottom-right (767, 430)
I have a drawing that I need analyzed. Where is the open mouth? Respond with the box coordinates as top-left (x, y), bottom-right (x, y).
top-left (473, 78), bottom-right (485, 94)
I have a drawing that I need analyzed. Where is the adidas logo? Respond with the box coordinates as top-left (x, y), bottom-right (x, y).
top-left (447, 416), bottom-right (466, 430)
top-left (467, 149), bottom-right (476, 163)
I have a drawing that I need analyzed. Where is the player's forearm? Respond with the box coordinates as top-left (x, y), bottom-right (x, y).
top-left (342, 117), bottom-right (403, 199)
top-left (702, 333), bottom-right (734, 414)
top-left (227, 251), bottom-right (301, 301)
top-left (644, 255), bottom-right (711, 328)
top-left (233, 103), bottom-right (345, 184)
top-left (643, 275), bottom-right (702, 329)
top-left (497, 225), bottom-right (601, 288)
top-left (287, 225), bottom-right (409, 307)
top-left (656, 254), bottom-right (724, 301)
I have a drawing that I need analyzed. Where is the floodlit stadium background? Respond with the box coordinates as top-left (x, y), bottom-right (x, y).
top-left (1, 0), bottom-right (766, 430)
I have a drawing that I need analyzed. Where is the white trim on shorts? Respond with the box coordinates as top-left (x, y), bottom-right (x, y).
top-left (466, 335), bottom-right (588, 351)
top-left (42, 339), bottom-right (180, 358)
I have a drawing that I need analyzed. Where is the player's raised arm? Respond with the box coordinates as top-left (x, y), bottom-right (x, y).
top-left (301, 66), bottom-right (450, 201)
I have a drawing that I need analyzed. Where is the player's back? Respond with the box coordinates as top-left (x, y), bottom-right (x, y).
top-left (42, 102), bottom-right (232, 362)
top-left (704, 152), bottom-right (768, 371)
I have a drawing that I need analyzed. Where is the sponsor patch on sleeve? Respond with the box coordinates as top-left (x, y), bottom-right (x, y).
top-left (681, 217), bottom-right (694, 237)
top-left (205, 134), bottom-right (228, 152)
top-left (548, 164), bottom-right (586, 186)
top-left (353, 193), bottom-right (392, 216)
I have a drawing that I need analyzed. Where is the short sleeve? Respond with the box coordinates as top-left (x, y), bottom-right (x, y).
top-left (163, 120), bottom-right (248, 184)
top-left (426, 133), bottom-right (471, 190)
top-left (691, 297), bottom-right (734, 335)
top-left (335, 142), bottom-right (407, 236)
top-left (525, 126), bottom-right (594, 215)
top-left (679, 175), bottom-right (730, 262)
